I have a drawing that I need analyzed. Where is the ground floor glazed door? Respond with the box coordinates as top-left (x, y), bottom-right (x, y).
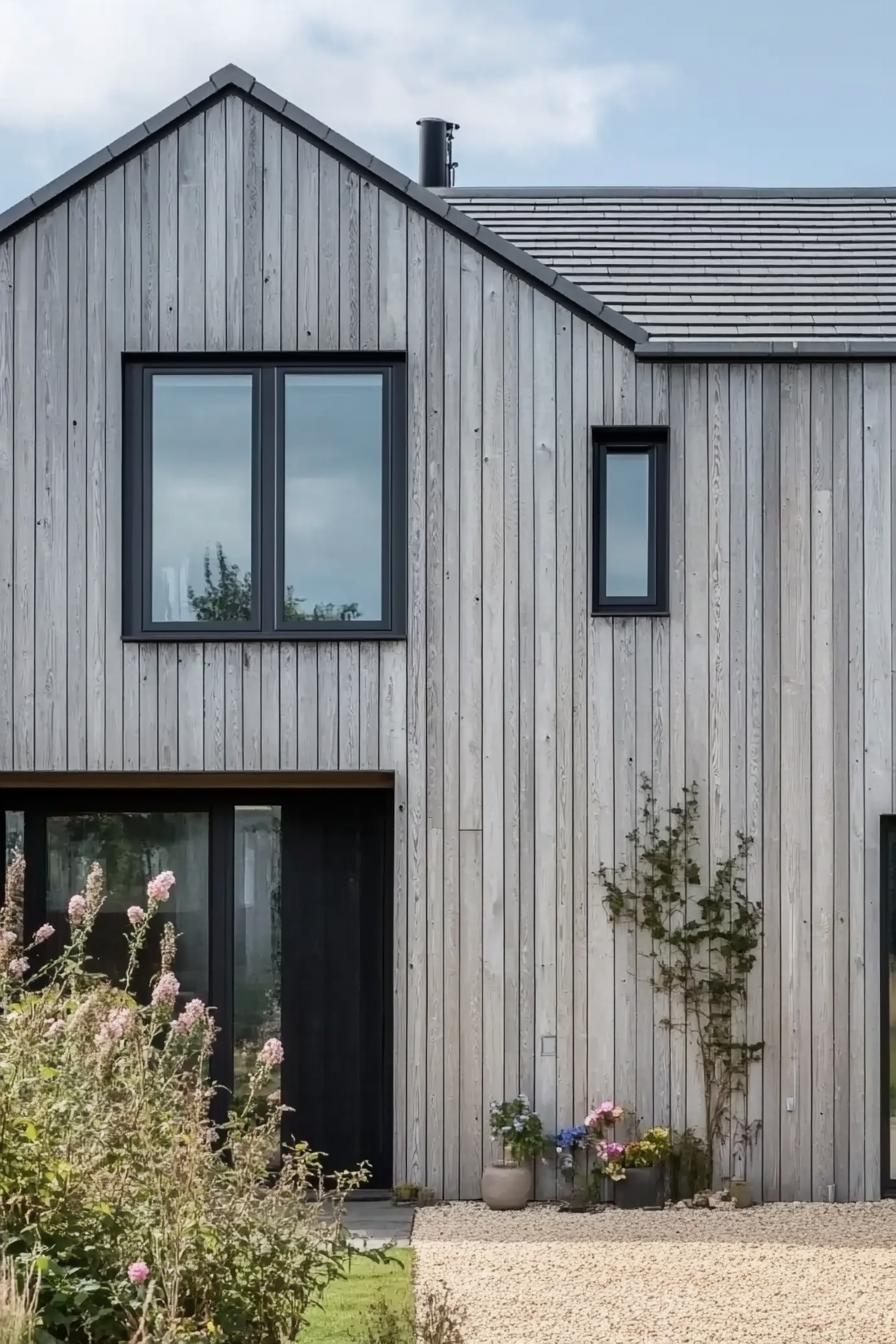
top-left (1, 787), bottom-right (393, 1188)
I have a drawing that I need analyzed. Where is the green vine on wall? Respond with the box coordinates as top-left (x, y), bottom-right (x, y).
top-left (599, 777), bottom-right (763, 1187)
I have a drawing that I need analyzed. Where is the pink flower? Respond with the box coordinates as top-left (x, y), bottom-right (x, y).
top-left (7, 956), bottom-right (28, 979)
top-left (127, 1260), bottom-right (150, 1285)
top-left (34, 923), bottom-right (54, 944)
top-left (146, 871), bottom-right (176, 904)
top-left (45, 1019), bottom-right (65, 1039)
top-left (259, 1037), bottom-right (284, 1069)
top-left (95, 1006), bottom-right (132, 1049)
top-left (68, 894), bottom-right (87, 924)
top-left (172, 997), bottom-right (207, 1036)
top-left (127, 905), bottom-right (146, 927)
top-left (151, 971), bottom-right (180, 1011)
top-left (0, 929), bottom-right (16, 947)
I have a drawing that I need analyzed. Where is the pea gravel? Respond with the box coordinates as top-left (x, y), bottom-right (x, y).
top-left (412, 1201), bottom-right (896, 1343)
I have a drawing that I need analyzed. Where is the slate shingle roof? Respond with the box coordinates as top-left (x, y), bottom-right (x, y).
top-left (444, 188), bottom-right (896, 344)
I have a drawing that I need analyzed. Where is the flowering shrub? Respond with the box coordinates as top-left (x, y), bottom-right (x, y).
top-left (487, 1097), bottom-right (546, 1165)
top-left (0, 853), bottom-right (368, 1343)
top-left (552, 1100), bottom-right (626, 1178)
top-left (601, 1126), bottom-right (672, 1182)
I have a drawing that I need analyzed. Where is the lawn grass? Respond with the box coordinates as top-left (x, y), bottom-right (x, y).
top-left (301, 1248), bottom-right (414, 1342)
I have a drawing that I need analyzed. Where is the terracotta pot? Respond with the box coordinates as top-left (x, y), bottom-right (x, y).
top-left (481, 1163), bottom-right (533, 1210)
top-left (725, 1178), bottom-right (753, 1208)
top-left (613, 1165), bottom-right (664, 1209)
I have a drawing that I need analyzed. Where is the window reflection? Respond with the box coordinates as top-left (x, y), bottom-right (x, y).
top-left (605, 451), bottom-right (651, 598)
top-left (45, 813), bottom-right (208, 1001)
top-left (151, 374), bottom-right (254, 623)
top-left (282, 373), bottom-right (383, 622)
top-left (233, 806), bottom-right (282, 1105)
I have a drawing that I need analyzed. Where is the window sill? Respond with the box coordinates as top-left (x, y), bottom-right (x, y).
top-left (591, 609), bottom-right (670, 619)
top-left (122, 629), bottom-right (406, 643)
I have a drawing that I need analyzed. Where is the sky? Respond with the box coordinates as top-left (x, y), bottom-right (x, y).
top-left (0, 0), bottom-right (894, 210)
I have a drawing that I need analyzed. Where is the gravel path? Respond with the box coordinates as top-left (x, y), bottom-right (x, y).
top-left (412, 1201), bottom-right (896, 1342)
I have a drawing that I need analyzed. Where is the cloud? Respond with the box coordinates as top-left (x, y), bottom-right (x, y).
top-left (0, 0), bottom-right (668, 161)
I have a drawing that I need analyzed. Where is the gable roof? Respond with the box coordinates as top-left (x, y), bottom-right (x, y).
top-left (446, 186), bottom-right (896, 354)
top-left (0, 64), bottom-right (646, 349)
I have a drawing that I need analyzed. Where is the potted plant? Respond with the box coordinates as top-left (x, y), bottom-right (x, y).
top-left (482, 1095), bottom-right (546, 1210)
top-left (553, 1100), bottom-right (626, 1208)
top-left (601, 1126), bottom-right (671, 1209)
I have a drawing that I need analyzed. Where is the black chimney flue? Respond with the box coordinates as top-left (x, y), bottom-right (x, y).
top-left (417, 118), bottom-right (459, 189)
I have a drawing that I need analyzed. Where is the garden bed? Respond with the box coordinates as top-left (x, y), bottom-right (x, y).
top-left (413, 1201), bottom-right (896, 1343)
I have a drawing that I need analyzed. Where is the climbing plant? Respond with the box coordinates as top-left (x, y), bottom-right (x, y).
top-left (599, 777), bottom-right (763, 1187)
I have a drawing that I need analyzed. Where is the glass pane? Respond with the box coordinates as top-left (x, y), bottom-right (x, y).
top-left (282, 373), bottom-right (383, 622)
top-left (605, 451), bottom-right (651, 598)
top-left (151, 373), bottom-right (254, 623)
top-left (45, 813), bottom-right (209, 1000)
top-left (233, 806), bottom-right (282, 1105)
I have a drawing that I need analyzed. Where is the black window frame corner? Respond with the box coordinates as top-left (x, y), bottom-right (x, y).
top-left (591, 424), bottom-right (670, 618)
top-left (121, 353), bottom-right (408, 643)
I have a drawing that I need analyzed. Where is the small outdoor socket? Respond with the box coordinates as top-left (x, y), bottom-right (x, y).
top-left (540, 1035), bottom-right (557, 1057)
top-left (785, 1097), bottom-right (795, 1112)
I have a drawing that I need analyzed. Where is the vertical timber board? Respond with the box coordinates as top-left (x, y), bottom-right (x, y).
top-left (203, 644), bottom-right (226, 771)
top-left (683, 363), bottom-right (709, 1135)
top-left (278, 644), bottom-right (298, 771)
top-left (262, 118), bottom-right (281, 352)
top-left (831, 363), bottom-right (850, 1202)
top-left (379, 641), bottom-right (408, 1181)
top-left (458, 242), bottom-right (483, 1197)
top-left (482, 256), bottom-right (505, 1166)
top-left (533, 290), bottom-right (557, 1197)
top-left (0, 240), bottom-right (12, 768)
top-left (296, 645), bottom-right (319, 770)
top-left (502, 274), bottom-right (521, 1101)
top-left (425, 220), bottom-right (446, 1190)
top-left (379, 193), bottom-right (407, 349)
top-left (441, 233), bottom-right (461, 1198)
top-left (708, 363), bottom-right (730, 1169)
top-left (406, 207), bottom-right (427, 1182)
top-left (13, 225), bottom-right (36, 771)
top-left (224, 97), bottom-right (244, 350)
top-left (517, 283), bottom-right (536, 1110)
top-left (729, 363), bottom-right (747, 1168)
top-left (587, 330), bottom-right (614, 1107)
top-left (779, 364), bottom-right (812, 1201)
top-left (296, 138), bottom-right (319, 349)
top-left (204, 100), bottom-right (227, 352)
top-left (667, 364), bottom-right (687, 1137)
top-left (339, 165), bottom-right (360, 351)
top-left (555, 308), bottom-right (574, 1143)
top-left (259, 642), bottom-right (280, 771)
top-left (847, 362), bottom-right (865, 1199)
top-left (242, 643), bottom-right (261, 770)
top-left (242, 103), bottom-right (263, 352)
top-left (863, 362), bottom-right (891, 1200)
top-left (138, 145), bottom-right (159, 772)
top-left (650, 361), bottom-right (671, 1129)
top-left (280, 128), bottom-right (298, 352)
top-left (224, 643), bottom-right (243, 771)
top-left (762, 364), bottom-right (782, 1200)
top-left (122, 162), bottom-right (141, 770)
top-left (337, 642), bottom-right (360, 770)
top-left (67, 194), bottom-right (87, 771)
top-left (316, 643), bottom-right (338, 771)
top-left (104, 170), bottom-right (124, 770)
top-left (571, 318), bottom-right (590, 1122)
top-left (317, 150), bottom-right (339, 350)
top-left (360, 181), bottom-right (379, 351)
top-left (810, 362), bottom-right (835, 1199)
top-left (85, 187), bottom-right (105, 769)
top-left (744, 363), bottom-right (765, 1193)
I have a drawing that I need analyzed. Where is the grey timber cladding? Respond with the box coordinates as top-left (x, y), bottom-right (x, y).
top-left (0, 89), bottom-right (890, 1204)
top-left (446, 188), bottom-right (896, 341)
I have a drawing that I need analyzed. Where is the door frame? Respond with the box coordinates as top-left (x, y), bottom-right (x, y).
top-left (882, 816), bottom-right (896, 1196)
top-left (1, 786), bottom-right (394, 1166)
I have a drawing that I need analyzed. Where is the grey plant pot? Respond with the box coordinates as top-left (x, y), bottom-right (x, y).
top-left (614, 1165), bottom-right (665, 1209)
top-left (481, 1163), bottom-right (533, 1210)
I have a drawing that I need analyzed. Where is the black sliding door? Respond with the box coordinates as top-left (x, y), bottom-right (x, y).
top-left (1, 788), bottom-right (393, 1188)
top-left (283, 789), bottom-right (393, 1185)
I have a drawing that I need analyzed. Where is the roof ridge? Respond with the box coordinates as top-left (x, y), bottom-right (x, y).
top-left (439, 185), bottom-right (896, 200)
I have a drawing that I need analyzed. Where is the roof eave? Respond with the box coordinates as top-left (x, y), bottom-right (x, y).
top-left (634, 338), bottom-right (896, 361)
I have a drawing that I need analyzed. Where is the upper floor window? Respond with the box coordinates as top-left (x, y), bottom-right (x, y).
top-left (592, 428), bottom-right (669, 616)
top-left (123, 359), bottom-right (406, 639)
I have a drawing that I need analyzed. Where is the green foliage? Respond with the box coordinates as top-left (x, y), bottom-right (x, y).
top-left (487, 1097), bottom-right (546, 1165)
top-left (599, 778), bottom-right (763, 1187)
top-left (667, 1128), bottom-right (712, 1201)
top-left (0, 854), bottom-right (369, 1343)
top-left (186, 543), bottom-right (363, 624)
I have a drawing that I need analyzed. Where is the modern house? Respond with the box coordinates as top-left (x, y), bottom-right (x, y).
top-left (2, 62), bottom-right (896, 1202)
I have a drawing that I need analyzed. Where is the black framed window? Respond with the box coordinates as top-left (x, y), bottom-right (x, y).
top-left (123, 357), bottom-right (406, 639)
top-left (592, 428), bottom-right (669, 616)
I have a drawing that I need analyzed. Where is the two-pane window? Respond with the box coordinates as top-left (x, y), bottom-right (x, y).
top-left (124, 360), bottom-right (405, 638)
top-left (592, 430), bottom-right (669, 615)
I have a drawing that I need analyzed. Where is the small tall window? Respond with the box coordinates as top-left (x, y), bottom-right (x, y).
top-left (123, 359), bottom-right (405, 639)
top-left (592, 429), bottom-right (669, 615)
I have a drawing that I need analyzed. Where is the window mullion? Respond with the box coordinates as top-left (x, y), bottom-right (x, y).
top-left (258, 367), bottom-right (278, 634)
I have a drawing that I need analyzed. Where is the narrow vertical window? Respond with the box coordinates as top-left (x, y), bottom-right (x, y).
top-left (593, 430), bottom-right (668, 615)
